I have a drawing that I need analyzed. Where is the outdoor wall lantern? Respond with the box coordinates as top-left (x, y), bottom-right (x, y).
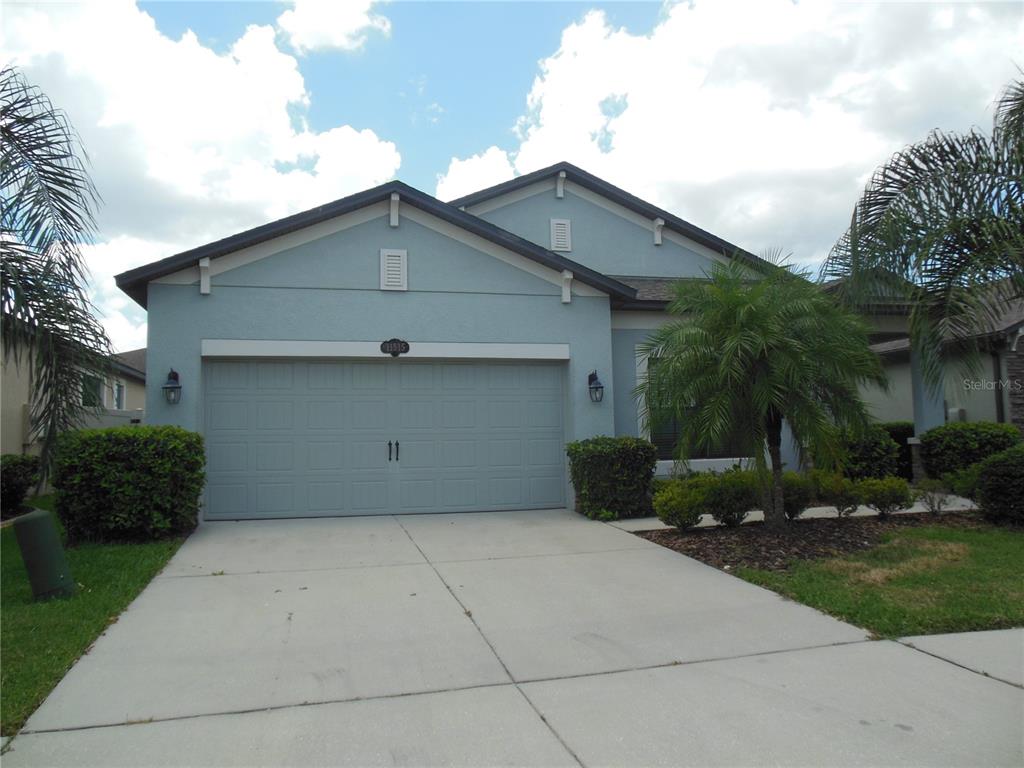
top-left (588, 370), bottom-right (605, 403)
top-left (162, 369), bottom-right (182, 405)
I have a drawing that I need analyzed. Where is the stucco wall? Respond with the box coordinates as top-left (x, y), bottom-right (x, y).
top-left (1, 353), bottom-right (33, 454)
top-left (145, 210), bottom-right (616, 449)
top-left (2, 353), bottom-right (146, 454)
top-left (473, 186), bottom-right (723, 278)
top-left (863, 351), bottom-right (1010, 426)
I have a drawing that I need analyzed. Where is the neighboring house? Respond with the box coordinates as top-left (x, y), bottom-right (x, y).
top-left (862, 301), bottom-right (1024, 430)
top-left (0, 348), bottom-right (147, 455)
top-left (115, 162), bottom-right (781, 521)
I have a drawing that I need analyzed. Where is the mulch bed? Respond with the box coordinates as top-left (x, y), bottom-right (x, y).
top-left (638, 512), bottom-right (986, 572)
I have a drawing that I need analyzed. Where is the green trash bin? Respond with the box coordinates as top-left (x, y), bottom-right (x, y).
top-left (14, 509), bottom-right (75, 601)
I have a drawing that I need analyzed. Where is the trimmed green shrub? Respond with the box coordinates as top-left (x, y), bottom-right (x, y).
top-left (706, 468), bottom-right (757, 528)
top-left (814, 472), bottom-right (862, 517)
top-left (782, 471), bottom-right (813, 520)
top-left (914, 478), bottom-right (949, 516)
top-left (919, 422), bottom-right (1021, 478)
top-left (566, 436), bottom-right (657, 520)
top-left (840, 425), bottom-right (900, 480)
top-left (1, 454), bottom-right (40, 517)
top-left (858, 476), bottom-right (913, 519)
top-left (944, 464), bottom-right (982, 501)
top-left (54, 426), bottom-right (205, 542)
top-left (653, 474), bottom-right (718, 529)
top-left (880, 421), bottom-right (915, 480)
top-left (975, 444), bottom-right (1024, 525)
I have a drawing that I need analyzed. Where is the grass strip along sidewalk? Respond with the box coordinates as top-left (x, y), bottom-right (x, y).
top-left (1, 496), bottom-right (182, 735)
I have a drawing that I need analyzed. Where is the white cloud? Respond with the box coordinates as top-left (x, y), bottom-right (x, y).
top-left (2, 1), bottom-right (402, 351)
top-left (277, 0), bottom-right (390, 54)
top-left (438, 2), bottom-right (1023, 267)
top-left (435, 146), bottom-right (516, 201)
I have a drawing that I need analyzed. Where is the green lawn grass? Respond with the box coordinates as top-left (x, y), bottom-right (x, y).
top-left (739, 523), bottom-right (1024, 638)
top-left (1, 495), bottom-right (182, 735)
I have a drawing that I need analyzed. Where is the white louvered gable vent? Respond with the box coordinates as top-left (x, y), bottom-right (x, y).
top-left (550, 219), bottom-right (572, 252)
top-left (380, 249), bottom-right (407, 291)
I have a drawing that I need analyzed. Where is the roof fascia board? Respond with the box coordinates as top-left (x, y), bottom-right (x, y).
top-left (153, 201), bottom-right (389, 286)
top-left (118, 181), bottom-right (634, 307)
top-left (463, 179), bottom-right (555, 215)
top-left (451, 162), bottom-right (771, 273)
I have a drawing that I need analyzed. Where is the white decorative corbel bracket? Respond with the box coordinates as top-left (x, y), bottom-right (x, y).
top-left (556, 170), bottom-right (566, 199)
top-left (653, 217), bottom-right (665, 246)
top-left (199, 256), bottom-right (210, 295)
top-left (561, 269), bottom-right (573, 304)
top-left (389, 192), bottom-right (400, 227)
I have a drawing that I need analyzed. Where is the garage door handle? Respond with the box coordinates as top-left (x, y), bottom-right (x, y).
top-left (388, 441), bottom-right (392, 461)
top-left (395, 441), bottom-right (399, 461)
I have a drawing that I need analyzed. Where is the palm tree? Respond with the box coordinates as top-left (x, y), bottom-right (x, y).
top-left (1, 66), bottom-right (111, 476)
top-left (636, 259), bottom-right (886, 528)
top-left (821, 76), bottom-right (1024, 391)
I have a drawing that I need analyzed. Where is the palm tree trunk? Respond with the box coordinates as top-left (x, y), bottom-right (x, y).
top-left (764, 414), bottom-right (787, 529)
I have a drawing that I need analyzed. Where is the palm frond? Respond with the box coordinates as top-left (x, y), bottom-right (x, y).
top-left (1, 66), bottom-right (111, 478)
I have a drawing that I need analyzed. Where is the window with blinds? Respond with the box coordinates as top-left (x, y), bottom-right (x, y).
top-left (549, 219), bottom-right (572, 251)
top-left (647, 358), bottom-right (748, 461)
top-left (380, 248), bottom-right (407, 291)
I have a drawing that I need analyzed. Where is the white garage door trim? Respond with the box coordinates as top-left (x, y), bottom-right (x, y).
top-left (201, 339), bottom-right (570, 360)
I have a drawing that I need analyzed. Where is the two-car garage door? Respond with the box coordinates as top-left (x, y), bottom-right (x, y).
top-left (203, 359), bottom-right (566, 519)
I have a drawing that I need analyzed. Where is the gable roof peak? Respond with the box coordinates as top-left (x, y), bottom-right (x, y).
top-left (448, 161), bottom-right (772, 275)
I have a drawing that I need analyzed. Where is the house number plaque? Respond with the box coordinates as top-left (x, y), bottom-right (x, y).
top-left (380, 338), bottom-right (410, 357)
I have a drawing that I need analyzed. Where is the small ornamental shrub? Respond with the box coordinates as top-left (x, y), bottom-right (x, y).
top-left (1, 454), bottom-right (40, 517)
top-left (566, 436), bottom-right (657, 520)
top-left (653, 475), bottom-right (718, 529)
top-left (706, 468), bottom-right (757, 528)
top-left (782, 471), bottom-right (813, 520)
top-left (858, 476), bottom-right (913, 519)
top-left (815, 472), bottom-right (862, 518)
top-left (54, 426), bottom-right (205, 543)
top-left (880, 421), bottom-right (915, 480)
top-left (944, 464), bottom-right (982, 501)
top-left (840, 425), bottom-right (900, 480)
top-left (975, 444), bottom-right (1024, 525)
top-left (914, 478), bottom-right (950, 516)
top-left (919, 422), bottom-right (1021, 478)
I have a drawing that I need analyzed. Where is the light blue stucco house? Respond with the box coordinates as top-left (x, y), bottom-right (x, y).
top-left (114, 163), bottom-right (815, 520)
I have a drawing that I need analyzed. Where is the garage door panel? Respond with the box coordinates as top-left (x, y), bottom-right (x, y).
top-left (398, 401), bottom-right (436, 429)
top-left (307, 441), bottom-right (345, 471)
top-left (256, 362), bottom-right (294, 389)
top-left (399, 479), bottom-right (436, 510)
top-left (307, 481), bottom-right (345, 512)
top-left (351, 479), bottom-right (390, 512)
top-left (255, 402), bottom-right (293, 430)
top-left (207, 442), bottom-right (248, 473)
top-left (308, 362), bottom-right (347, 389)
top-left (204, 360), bottom-right (565, 518)
top-left (529, 475), bottom-right (565, 507)
top-left (397, 439), bottom-right (435, 469)
top-left (307, 401), bottom-right (346, 429)
top-left (350, 439), bottom-right (391, 470)
top-left (208, 483), bottom-right (248, 516)
top-left (256, 482), bottom-right (295, 513)
top-left (209, 401), bottom-right (248, 430)
top-left (441, 401), bottom-right (477, 429)
top-left (351, 402), bottom-right (390, 430)
top-left (254, 442), bottom-right (294, 472)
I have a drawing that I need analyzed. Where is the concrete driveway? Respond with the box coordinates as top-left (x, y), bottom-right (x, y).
top-left (5, 509), bottom-right (1021, 767)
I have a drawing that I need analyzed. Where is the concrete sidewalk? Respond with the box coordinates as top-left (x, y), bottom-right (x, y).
top-left (4, 509), bottom-right (1020, 767)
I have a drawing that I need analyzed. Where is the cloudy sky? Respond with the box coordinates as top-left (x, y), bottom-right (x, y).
top-left (3, 0), bottom-right (1022, 351)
